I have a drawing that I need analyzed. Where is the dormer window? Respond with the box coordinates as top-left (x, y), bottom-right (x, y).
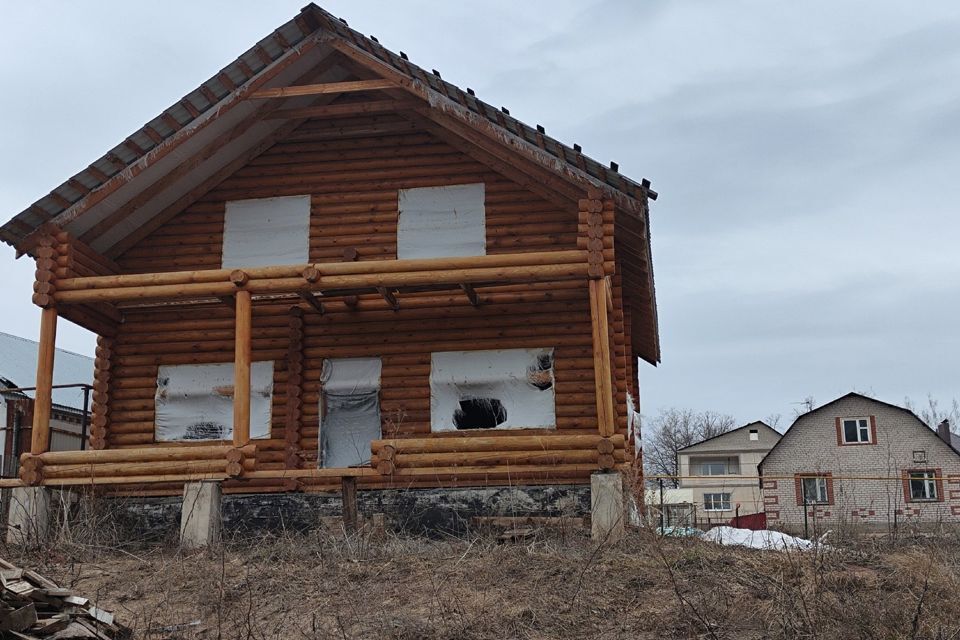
top-left (749, 428), bottom-right (759, 441)
top-left (840, 417), bottom-right (874, 444)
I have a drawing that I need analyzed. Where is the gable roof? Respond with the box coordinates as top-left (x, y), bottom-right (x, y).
top-left (678, 421), bottom-right (780, 453)
top-left (1, 3), bottom-right (660, 364)
top-left (757, 392), bottom-right (960, 472)
top-left (0, 332), bottom-right (93, 413)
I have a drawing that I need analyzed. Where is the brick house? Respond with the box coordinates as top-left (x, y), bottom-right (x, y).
top-left (758, 393), bottom-right (960, 533)
top-left (677, 421), bottom-right (780, 525)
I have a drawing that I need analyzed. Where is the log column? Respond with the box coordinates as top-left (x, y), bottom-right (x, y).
top-left (581, 189), bottom-right (616, 438)
top-left (31, 307), bottom-right (58, 454)
top-left (233, 288), bottom-right (252, 446)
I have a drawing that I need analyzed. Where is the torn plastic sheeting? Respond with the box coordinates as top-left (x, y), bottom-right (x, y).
top-left (430, 348), bottom-right (556, 432)
top-left (221, 194), bottom-right (310, 268)
top-left (397, 183), bottom-right (485, 259)
top-left (320, 357), bottom-right (382, 468)
top-left (155, 361), bottom-right (274, 442)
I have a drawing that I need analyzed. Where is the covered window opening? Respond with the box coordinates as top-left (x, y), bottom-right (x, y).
top-left (319, 358), bottom-right (382, 468)
top-left (430, 348), bottom-right (555, 431)
top-left (221, 195), bottom-right (310, 268)
top-left (397, 183), bottom-right (485, 259)
top-left (154, 361), bottom-right (274, 441)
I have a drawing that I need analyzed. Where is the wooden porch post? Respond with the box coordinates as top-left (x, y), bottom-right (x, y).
top-left (233, 290), bottom-right (252, 446)
top-left (31, 307), bottom-right (58, 454)
top-left (589, 279), bottom-right (615, 437)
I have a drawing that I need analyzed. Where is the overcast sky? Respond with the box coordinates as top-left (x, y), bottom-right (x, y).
top-left (1, 1), bottom-right (958, 427)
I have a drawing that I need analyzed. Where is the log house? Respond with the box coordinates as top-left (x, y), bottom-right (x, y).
top-left (0, 4), bottom-right (659, 496)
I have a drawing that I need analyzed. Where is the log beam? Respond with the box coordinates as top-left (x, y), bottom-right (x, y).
top-left (232, 290), bottom-right (252, 446)
top-left (249, 79), bottom-right (396, 99)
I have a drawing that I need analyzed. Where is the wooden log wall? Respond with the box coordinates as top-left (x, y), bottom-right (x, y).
top-left (100, 112), bottom-right (636, 493)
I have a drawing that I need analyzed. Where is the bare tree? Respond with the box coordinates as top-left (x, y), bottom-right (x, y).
top-left (642, 408), bottom-right (737, 486)
top-left (904, 394), bottom-right (960, 431)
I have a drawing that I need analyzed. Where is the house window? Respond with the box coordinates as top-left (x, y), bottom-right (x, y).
top-left (904, 469), bottom-right (941, 502)
top-left (319, 358), bottom-right (382, 468)
top-left (802, 477), bottom-right (829, 504)
top-left (155, 361), bottom-right (274, 441)
top-left (840, 417), bottom-right (872, 444)
top-left (749, 428), bottom-right (759, 441)
top-left (691, 456), bottom-right (740, 475)
top-left (703, 493), bottom-right (731, 511)
top-left (222, 195), bottom-right (310, 268)
top-left (430, 348), bottom-right (555, 431)
top-left (795, 473), bottom-right (833, 505)
top-left (397, 183), bottom-right (485, 259)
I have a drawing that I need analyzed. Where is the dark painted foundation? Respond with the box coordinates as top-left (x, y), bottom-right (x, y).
top-left (110, 485), bottom-right (591, 541)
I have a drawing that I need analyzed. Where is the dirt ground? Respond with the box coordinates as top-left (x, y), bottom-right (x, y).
top-left (5, 525), bottom-right (960, 639)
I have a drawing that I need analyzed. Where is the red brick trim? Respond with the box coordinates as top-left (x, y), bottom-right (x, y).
top-left (952, 506), bottom-right (960, 516)
top-left (834, 417), bottom-right (842, 446)
top-left (766, 510), bottom-right (780, 520)
top-left (764, 495), bottom-right (779, 505)
top-left (950, 490), bottom-right (960, 500)
top-left (903, 468), bottom-right (944, 503)
top-left (762, 479), bottom-right (778, 490)
top-left (870, 415), bottom-right (878, 445)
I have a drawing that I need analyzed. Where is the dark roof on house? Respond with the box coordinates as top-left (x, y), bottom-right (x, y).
top-left (757, 392), bottom-right (960, 472)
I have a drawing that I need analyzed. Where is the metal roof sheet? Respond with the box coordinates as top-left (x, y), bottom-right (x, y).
top-left (0, 332), bottom-right (93, 411)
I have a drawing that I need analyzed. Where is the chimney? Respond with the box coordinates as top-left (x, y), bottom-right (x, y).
top-left (937, 419), bottom-right (952, 445)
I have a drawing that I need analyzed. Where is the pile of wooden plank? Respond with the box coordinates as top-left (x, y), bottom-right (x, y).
top-left (0, 558), bottom-right (128, 638)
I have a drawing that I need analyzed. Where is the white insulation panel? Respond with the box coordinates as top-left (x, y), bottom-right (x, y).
top-left (155, 361), bottom-right (274, 442)
top-left (319, 358), bottom-right (382, 468)
top-left (222, 195), bottom-right (310, 268)
top-left (397, 183), bottom-right (485, 259)
top-left (430, 348), bottom-right (556, 432)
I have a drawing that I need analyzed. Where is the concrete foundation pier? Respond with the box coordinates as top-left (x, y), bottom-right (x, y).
top-left (180, 481), bottom-right (222, 549)
top-left (590, 471), bottom-right (625, 543)
top-left (6, 486), bottom-right (52, 547)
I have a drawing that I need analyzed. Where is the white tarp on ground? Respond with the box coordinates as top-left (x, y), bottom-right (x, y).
top-left (397, 183), bottom-right (485, 259)
top-left (319, 357), bottom-right (382, 468)
top-left (430, 348), bottom-right (556, 431)
top-left (155, 361), bottom-right (274, 441)
top-left (222, 195), bottom-right (310, 268)
top-left (701, 526), bottom-right (826, 551)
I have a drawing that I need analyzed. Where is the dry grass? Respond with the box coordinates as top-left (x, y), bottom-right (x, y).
top-left (4, 522), bottom-right (960, 639)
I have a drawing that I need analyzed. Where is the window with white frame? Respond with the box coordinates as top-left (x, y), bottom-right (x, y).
top-left (319, 358), bottom-right (382, 469)
top-left (691, 456), bottom-right (740, 475)
top-left (841, 417), bottom-right (872, 444)
top-left (703, 493), bottom-right (732, 511)
top-left (801, 476), bottom-right (830, 504)
top-left (430, 348), bottom-right (555, 431)
top-left (222, 195), bottom-right (310, 268)
top-left (907, 470), bottom-right (939, 501)
top-left (397, 183), bottom-right (485, 259)
top-left (154, 361), bottom-right (274, 441)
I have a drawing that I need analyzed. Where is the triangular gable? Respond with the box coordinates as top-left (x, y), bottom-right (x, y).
top-left (1, 3), bottom-right (660, 363)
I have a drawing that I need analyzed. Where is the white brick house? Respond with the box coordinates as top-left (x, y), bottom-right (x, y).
top-left (758, 393), bottom-right (960, 533)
